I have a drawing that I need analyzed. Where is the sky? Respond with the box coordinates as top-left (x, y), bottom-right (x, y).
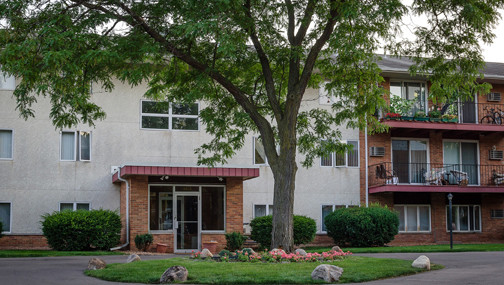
top-left (482, 16), bottom-right (504, 63)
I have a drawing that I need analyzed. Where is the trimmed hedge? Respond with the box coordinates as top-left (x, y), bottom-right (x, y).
top-left (134, 233), bottom-right (154, 251)
top-left (41, 209), bottom-right (121, 251)
top-left (250, 215), bottom-right (316, 249)
top-left (225, 232), bottom-right (247, 251)
top-left (325, 205), bottom-right (399, 247)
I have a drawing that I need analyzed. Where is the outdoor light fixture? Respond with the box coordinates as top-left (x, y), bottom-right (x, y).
top-left (160, 175), bottom-right (170, 181)
top-left (448, 193), bottom-right (454, 250)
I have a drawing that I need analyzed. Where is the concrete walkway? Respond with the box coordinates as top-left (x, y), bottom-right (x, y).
top-left (0, 251), bottom-right (502, 284)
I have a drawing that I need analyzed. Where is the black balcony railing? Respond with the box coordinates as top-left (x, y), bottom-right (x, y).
top-left (369, 162), bottom-right (504, 187)
top-left (383, 101), bottom-right (504, 125)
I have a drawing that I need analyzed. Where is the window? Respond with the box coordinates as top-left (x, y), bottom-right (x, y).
top-left (446, 205), bottom-right (481, 232)
top-left (321, 205), bottom-right (356, 232)
top-left (0, 130), bottom-right (13, 160)
top-left (320, 140), bottom-right (359, 167)
top-left (392, 139), bottom-right (427, 184)
top-left (254, 204), bottom-right (273, 218)
top-left (141, 100), bottom-right (199, 130)
top-left (390, 81), bottom-right (427, 116)
top-left (60, 131), bottom-right (92, 161)
top-left (149, 186), bottom-right (173, 231)
top-left (0, 72), bottom-right (15, 90)
top-left (491, 209), bottom-right (504, 218)
top-left (395, 205), bottom-right (431, 232)
top-left (0, 202), bottom-right (11, 233)
top-left (59, 202), bottom-right (90, 211)
top-left (201, 187), bottom-right (225, 231)
top-left (443, 141), bottom-right (479, 185)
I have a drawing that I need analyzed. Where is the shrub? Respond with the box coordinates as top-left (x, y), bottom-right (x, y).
top-left (250, 215), bottom-right (316, 249)
top-left (218, 249), bottom-right (231, 256)
top-left (41, 209), bottom-right (121, 251)
top-left (225, 232), bottom-right (247, 251)
top-left (325, 204), bottom-right (399, 247)
top-left (134, 233), bottom-right (153, 251)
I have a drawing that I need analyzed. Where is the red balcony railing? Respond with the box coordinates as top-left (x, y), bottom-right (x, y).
top-left (369, 162), bottom-right (504, 188)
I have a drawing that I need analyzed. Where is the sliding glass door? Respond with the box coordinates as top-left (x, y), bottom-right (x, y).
top-left (443, 142), bottom-right (479, 185)
top-left (392, 140), bottom-right (428, 183)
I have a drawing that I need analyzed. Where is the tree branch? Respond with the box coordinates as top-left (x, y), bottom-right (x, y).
top-left (294, 0), bottom-right (316, 45)
top-left (285, 0), bottom-right (295, 44)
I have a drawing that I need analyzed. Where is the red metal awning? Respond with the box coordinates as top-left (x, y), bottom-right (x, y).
top-left (112, 165), bottom-right (259, 183)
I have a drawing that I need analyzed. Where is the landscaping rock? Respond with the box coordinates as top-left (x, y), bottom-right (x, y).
top-left (412, 255), bottom-right (431, 270)
top-left (331, 246), bottom-right (342, 252)
top-left (160, 266), bottom-right (188, 283)
top-left (127, 254), bottom-right (141, 263)
top-left (201, 248), bottom-right (213, 258)
top-left (295, 248), bottom-right (307, 256)
top-left (87, 258), bottom-right (106, 270)
top-left (311, 264), bottom-right (344, 282)
top-left (271, 248), bottom-right (286, 255)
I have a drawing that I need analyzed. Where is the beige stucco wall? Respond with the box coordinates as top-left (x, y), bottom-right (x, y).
top-left (0, 79), bottom-right (359, 234)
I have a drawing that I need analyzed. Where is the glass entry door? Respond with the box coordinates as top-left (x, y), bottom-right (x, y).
top-left (174, 194), bottom-right (199, 252)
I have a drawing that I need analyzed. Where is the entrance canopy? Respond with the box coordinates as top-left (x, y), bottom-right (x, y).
top-left (112, 165), bottom-right (259, 183)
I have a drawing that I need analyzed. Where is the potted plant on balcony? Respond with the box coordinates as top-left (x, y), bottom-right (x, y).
top-left (441, 114), bottom-right (458, 123)
top-left (390, 96), bottom-right (415, 120)
top-left (414, 111), bottom-right (429, 121)
top-left (385, 112), bottom-right (401, 120)
top-left (429, 107), bottom-right (442, 122)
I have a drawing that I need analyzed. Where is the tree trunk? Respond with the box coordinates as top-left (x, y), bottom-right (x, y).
top-left (270, 149), bottom-right (297, 252)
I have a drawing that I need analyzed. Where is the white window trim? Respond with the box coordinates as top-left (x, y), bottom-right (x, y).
top-left (60, 131), bottom-right (77, 161)
top-left (320, 140), bottom-right (359, 168)
top-left (140, 100), bottom-right (200, 131)
top-left (320, 204), bottom-right (357, 233)
top-left (0, 129), bottom-right (14, 161)
top-left (446, 204), bottom-right (482, 233)
top-left (0, 201), bottom-right (12, 234)
top-left (253, 204), bottom-right (273, 218)
top-left (395, 204), bottom-right (432, 233)
top-left (59, 202), bottom-right (91, 211)
top-left (79, 131), bottom-right (92, 161)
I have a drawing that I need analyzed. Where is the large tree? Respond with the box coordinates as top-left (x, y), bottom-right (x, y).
top-left (0, 0), bottom-right (502, 251)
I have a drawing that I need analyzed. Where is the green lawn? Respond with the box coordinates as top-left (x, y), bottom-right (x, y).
top-left (0, 250), bottom-right (125, 258)
top-left (304, 243), bottom-right (504, 253)
top-left (86, 256), bottom-right (442, 284)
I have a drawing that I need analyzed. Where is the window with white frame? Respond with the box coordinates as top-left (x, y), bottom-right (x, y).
top-left (395, 205), bottom-right (431, 232)
top-left (0, 130), bottom-right (13, 160)
top-left (0, 202), bottom-right (11, 233)
top-left (59, 202), bottom-right (90, 211)
top-left (321, 141), bottom-right (359, 167)
top-left (141, 100), bottom-right (199, 130)
top-left (0, 71), bottom-right (15, 90)
top-left (390, 81), bottom-right (427, 116)
top-left (446, 205), bottom-right (481, 232)
top-left (60, 131), bottom-right (91, 161)
top-left (254, 204), bottom-right (273, 218)
top-left (321, 205), bottom-right (357, 232)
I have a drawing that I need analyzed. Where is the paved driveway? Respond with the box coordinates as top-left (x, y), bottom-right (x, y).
top-left (0, 251), bottom-right (503, 284)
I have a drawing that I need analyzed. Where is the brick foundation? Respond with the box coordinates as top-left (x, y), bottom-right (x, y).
top-left (0, 235), bottom-right (49, 250)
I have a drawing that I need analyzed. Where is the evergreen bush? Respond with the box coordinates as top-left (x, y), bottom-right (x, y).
top-left (250, 215), bottom-right (316, 249)
top-left (225, 232), bottom-right (247, 251)
top-left (134, 233), bottom-right (154, 251)
top-left (325, 204), bottom-right (399, 247)
top-left (41, 209), bottom-right (121, 251)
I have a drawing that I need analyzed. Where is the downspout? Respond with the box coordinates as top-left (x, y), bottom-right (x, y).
top-left (365, 124), bottom-right (369, 207)
top-left (110, 166), bottom-right (130, 251)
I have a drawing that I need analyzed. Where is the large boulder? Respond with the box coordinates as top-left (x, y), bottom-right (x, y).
top-left (412, 255), bottom-right (431, 270)
top-left (126, 254), bottom-right (141, 263)
top-left (160, 266), bottom-right (188, 283)
top-left (271, 248), bottom-right (286, 255)
top-left (295, 248), bottom-right (307, 256)
top-left (87, 258), bottom-right (106, 270)
top-left (311, 264), bottom-right (344, 282)
top-left (200, 248), bottom-right (213, 258)
top-left (331, 246), bottom-right (342, 252)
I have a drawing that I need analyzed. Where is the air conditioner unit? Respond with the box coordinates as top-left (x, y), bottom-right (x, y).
top-left (491, 209), bottom-right (504, 218)
top-left (487, 92), bottom-right (502, 102)
top-left (370, 147), bottom-right (385, 157)
top-left (489, 150), bottom-right (504, 160)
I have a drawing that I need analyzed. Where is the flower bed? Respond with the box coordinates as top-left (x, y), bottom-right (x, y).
top-left (191, 249), bottom-right (352, 263)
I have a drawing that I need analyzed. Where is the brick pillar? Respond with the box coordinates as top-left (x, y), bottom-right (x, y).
top-left (226, 178), bottom-right (244, 233)
top-left (129, 176), bottom-right (149, 250)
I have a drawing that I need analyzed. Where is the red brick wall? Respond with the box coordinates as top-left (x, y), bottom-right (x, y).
top-left (226, 178), bottom-right (244, 233)
top-left (0, 235), bottom-right (49, 249)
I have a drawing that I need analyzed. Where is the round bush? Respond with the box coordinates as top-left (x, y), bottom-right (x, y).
top-left (134, 233), bottom-right (154, 251)
top-left (250, 215), bottom-right (316, 249)
top-left (41, 209), bottom-right (122, 251)
top-left (325, 205), bottom-right (399, 247)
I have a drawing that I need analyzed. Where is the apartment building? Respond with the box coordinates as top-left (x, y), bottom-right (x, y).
top-left (362, 56), bottom-right (504, 244)
top-left (0, 75), bottom-right (360, 252)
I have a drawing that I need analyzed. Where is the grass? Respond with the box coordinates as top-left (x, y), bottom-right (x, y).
top-left (86, 256), bottom-right (442, 284)
top-left (0, 250), bottom-right (125, 258)
top-left (304, 243), bottom-right (504, 253)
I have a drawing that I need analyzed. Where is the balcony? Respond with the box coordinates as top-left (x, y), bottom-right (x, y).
top-left (369, 162), bottom-right (504, 194)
